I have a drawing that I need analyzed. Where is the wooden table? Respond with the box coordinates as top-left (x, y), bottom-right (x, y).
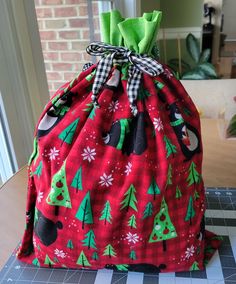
top-left (201, 119), bottom-right (236, 187)
top-left (0, 166), bottom-right (27, 269)
top-left (0, 118), bottom-right (235, 269)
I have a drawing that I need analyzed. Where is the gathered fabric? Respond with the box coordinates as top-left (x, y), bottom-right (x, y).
top-left (17, 10), bottom-right (221, 273)
top-left (87, 41), bottom-right (164, 115)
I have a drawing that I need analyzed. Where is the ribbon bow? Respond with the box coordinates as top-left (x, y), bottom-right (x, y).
top-left (86, 42), bottom-right (164, 116)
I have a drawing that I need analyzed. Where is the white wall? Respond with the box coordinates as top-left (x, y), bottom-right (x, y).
top-left (182, 79), bottom-right (236, 121)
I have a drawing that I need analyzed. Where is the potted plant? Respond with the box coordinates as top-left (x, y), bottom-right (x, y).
top-left (168, 33), bottom-right (218, 79)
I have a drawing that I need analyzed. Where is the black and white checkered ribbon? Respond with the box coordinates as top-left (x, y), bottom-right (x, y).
top-left (82, 62), bottom-right (93, 72)
top-left (86, 42), bottom-right (164, 116)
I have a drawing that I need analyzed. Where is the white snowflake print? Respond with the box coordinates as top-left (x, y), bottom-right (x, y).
top-left (99, 173), bottom-right (113, 187)
top-left (48, 147), bottom-right (59, 160)
top-left (125, 162), bottom-right (132, 176)
top-left (126, 232), bottom-right (139, 244)
top-left (81, 146), bottom-right (96, 162)
top-left (37, 191), bottom-right (44, 203)
top-left (54, 248), bottom-right (66, 258)
top-left (164, 68), bottom-right (174, 79)
top-left (153, 117), bottom-right (163, 131)
top-left (33, 237), bottom-right (37, 247)
top-left (185, 245), bottom-right (195, 259)
top-left (108, 100), bottom-right (119, 112)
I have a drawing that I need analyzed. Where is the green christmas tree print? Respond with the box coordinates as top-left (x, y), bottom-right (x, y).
top-left (187, 162), bottom-right (201, 186)
top-left (28, 137), bottom-right (39, 166)
top-left (142, 202), bottom-right (153, 219)
top-left (83, 102), bottom-right (93, 112)
top-left (121, 63), bottom-right (129, 80)
top-left (115, 264), bottom-right (129, 271)
top-left (76, 250), bottom-right (91, 267)
top-left (58, 84), bottom-right (69, 95)
top-left (164, 135), bottom-right (177, 158)
top-left (71, 167), bottom-right (83, 192)
top-left (83, 103), bottom-right (96, 120)
top-left (103, 244), bottom-right (116, 258)
top-left (137, 87), bottom-right (151, 100)
top-left (51, 90), bottom-right (71, 113)
top-left (99, 200), bottom-right (112, 225)
top-left (185, 196), bottom-right (196, 225)
top-left (89, 108), bottom-right (96, 120)
top-left (194, 190), bottom-right (200, 200)
top-left (51, 93), bottom-right (61, 105)
top-left (116, 119), bottom-right (130, 150)
top-left (190, 261), bottom-right (200, 271)
top-left (149, 198), bottom-right (177, 248)
top-left (175, 186), bottom-right (182, 199)
top-left (67, 239), bottom-right (74, 250)
top-left (166, 164), bottom-right (172, 186)
top-left (92, 251), bottom-right (99, 260)
top-left (147, 177), bottom-right (160, 200)
top-left (154, 80), bottom-right (165, 90)
top-left (85, 69), bottom-right (96, 81)
top-left (129, 250), bottom-right (137, 260)
top-left (62, 264), bottom-right (67, 268)
top-left (34, 207), bottom-right (39, 227)
top-left (152, 127), bottom-right (156, 138)
top-left (120, 184), bottom-right (137, 212)
top-left (82, 229), bottom-right (96, 249)
top-left (204, 246), bottom-right (215, 254)
top-left (31, 207), bottom-right (39, 232)
top-left (128, 214), bottom-right (137, 229)
top-left (34, 161), bottom-right (42, 177)
top-left (58, 118), bottom-right (79, 146)
top-left (75, 191), bottom-right (93, 229)
top-left (86, 84), bottom-right (93, 93)
top-left (44, 254), bottom-right (55, 267)
top-left (32, 258), bottom-right (40, 267)
top-left (46, 162), bottom-right (71, 215)
top-left (53, 104), bottom-right (69, 116)
top-left (183, 107), bottom-right (191, 117)
top-left (59, 76), bottom-right (78, 95)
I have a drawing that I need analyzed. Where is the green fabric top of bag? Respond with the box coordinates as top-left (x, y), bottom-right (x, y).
top-left (100, 10), bottom-right (162, 55)
top-left (100, 10), bottom-right (124, 47)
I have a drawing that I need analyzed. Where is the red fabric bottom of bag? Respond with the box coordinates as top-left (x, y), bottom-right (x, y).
top-left (17, 229), bottom-right (222, 272)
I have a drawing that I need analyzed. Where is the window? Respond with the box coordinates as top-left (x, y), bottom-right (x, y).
top-left (0, 94), bottom-right (17, 183)
top-left (34, 0), bottom-right (139, 96)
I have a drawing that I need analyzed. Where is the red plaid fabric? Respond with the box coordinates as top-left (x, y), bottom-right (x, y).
top-left (17, 64), bottom-right (221, 273)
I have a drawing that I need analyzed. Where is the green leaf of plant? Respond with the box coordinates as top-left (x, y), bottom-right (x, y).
top-left (175, 71), bottom-right (180, 80)
top-left (167, 66), bottom-right (180, 80)
top-left (186, 33), bottom-right (200, 64)
top-left (168, 58), bottom-right (191, 71)
top-left (198, 63), bottom-right (217, 78)
top-left (226, 114), bottom-right (236, 137)
top-left (199, 49), bottom-right (211, 63)
top-left (151, 43), bottom-right (160, 59)
top-left (181, 69), bottom-right (206, 80)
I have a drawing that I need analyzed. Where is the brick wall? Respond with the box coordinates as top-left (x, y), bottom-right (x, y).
top-left (34, 0), bottom-right (101, 96)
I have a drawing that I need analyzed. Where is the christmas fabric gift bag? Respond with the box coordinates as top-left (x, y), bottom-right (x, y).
top-left (17, 10), bottom-right (222, 273)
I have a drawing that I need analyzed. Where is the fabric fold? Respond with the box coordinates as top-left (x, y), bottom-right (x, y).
top-left (118, 10), bottom-right (162, 55)
top-left (100, 10), bottom-right (124, 47)
top-left (100, 10), bottom-right (162, 55)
